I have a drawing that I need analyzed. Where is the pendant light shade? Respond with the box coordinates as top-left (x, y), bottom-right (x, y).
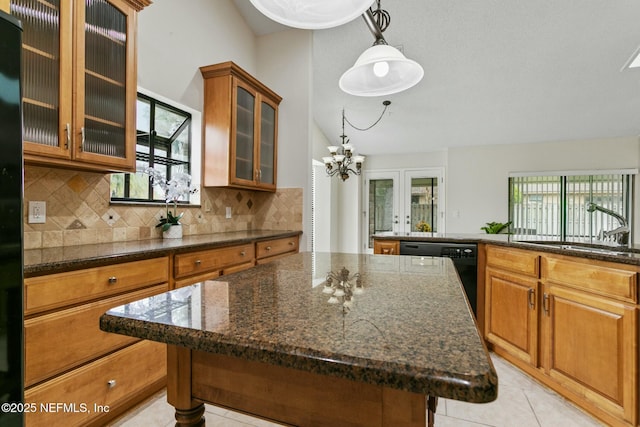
top-left (249, 0), bottom-right (374, 30)
top-left (339, 44), bottom-right (424, 97)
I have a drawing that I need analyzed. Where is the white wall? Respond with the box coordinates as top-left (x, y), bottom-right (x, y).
top-left (137, 0), bottom-right (257, 111)
top-left (446, 136), bottom-right (640, 234)
top-left (137, 2), bottom-right (313, 250)
top-left (345, 136), bottom-right (640, 250)
top-left (363, 151), bottom-right (448, 170)
top-left (312, 122), bottom-right (339, 251)
top-left (256, 29), bottom-right (313, 250)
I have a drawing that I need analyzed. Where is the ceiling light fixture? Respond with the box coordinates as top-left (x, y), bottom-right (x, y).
top-left (339, 1), bottom-right (424, 97)
top-left (248, 0), bottom-right (374, 30)
top-left (323, 100), bottom-right (390, 181)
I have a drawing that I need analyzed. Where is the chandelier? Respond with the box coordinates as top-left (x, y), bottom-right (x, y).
top-left (322, 267), bottom-right (363, 309)
top-left (323, 100), bottom-right (390, 181)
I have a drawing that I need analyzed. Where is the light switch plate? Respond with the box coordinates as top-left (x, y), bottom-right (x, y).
top-left (225, 207), bottom-right (232, 219)
top-left (28, 201), bottom-right (46, 224)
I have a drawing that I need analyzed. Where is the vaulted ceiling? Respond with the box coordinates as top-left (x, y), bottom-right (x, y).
top-left (235, 1), bottom-right (640, 156)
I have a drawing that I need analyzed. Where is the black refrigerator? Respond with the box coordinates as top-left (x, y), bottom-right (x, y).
top-left (0, 9), bottom-right (24, 427)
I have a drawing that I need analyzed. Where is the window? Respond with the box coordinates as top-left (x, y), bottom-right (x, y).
top-left (509, 170), bottom-right (635, 240)
top-left (110, 92), bottom-right (196, 204)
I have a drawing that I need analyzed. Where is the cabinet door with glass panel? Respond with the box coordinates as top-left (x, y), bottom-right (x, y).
top-left (230, 78), bottom-right (278, 191)
top-left (201, 61), bottom-right (281, 192)
top-left (12, 0), bottom-right (147, 172)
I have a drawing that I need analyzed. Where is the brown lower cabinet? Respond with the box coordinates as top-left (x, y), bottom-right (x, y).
top-left (23, 257), bottom-right (170, 427)
top-left (373, 239), bottom-right (399, 255)
top-left (484, 244), bottom-right (639, 427)
top-left (23, 234), bottom-right (301, 425)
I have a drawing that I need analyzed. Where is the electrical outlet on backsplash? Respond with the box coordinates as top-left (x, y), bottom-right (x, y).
top-left (22, 166), bottom-right (303, 250)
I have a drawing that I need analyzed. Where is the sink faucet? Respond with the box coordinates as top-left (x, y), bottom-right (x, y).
top-left (586, 202), bottom-right (629, 245)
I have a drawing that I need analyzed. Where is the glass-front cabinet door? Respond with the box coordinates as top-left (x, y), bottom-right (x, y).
top-left (232, 81), bottom-right (256, 185)
top-left (11, 0), bottom-right (72, 158)
top-left (73, 0), bottom-right (136, 169)
top-left (257, 97), bottom-right (277, 190)
top-left (12, 0), bottom-right (143, 171)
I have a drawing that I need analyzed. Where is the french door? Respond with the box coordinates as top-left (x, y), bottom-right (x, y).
top-left (363, 169), bottom-right (444, 253)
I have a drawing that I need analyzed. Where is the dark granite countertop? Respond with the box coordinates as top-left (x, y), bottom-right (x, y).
top-left (373, 232), bottom-right (640, 266)
top-left (100, 252), bottom-right (498, 403)
top-left (24, 230), bottom-right (302, 277)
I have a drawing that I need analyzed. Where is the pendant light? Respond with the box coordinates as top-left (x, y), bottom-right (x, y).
top-left (339, 2), bottom-right (424, 97)
top-left (249, 0), bottom-right (374, 30)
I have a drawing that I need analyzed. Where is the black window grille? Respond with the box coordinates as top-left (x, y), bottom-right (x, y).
top-left (110, 93), bottom-right (193, 204)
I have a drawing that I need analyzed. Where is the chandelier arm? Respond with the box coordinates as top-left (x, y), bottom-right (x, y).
top-left (343, 100), bottom-right (390, 131)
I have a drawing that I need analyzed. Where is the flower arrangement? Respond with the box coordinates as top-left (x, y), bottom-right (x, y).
top-left (416, 220), bottom-right (431, 232)
top-left (145, 167), bottom-right (198, 232)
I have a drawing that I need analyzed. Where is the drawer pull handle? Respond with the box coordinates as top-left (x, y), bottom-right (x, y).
top-left (107, 379), bottom-right (116, 388)
top-left (108, 277), bottom-right (117, 284)
top-left (288, 241), bottom-right (294, 246)
top-left (195, 260), bottom-right (201, 266)
top-left (266, 246), bottom-right (272, 251)
top-left (543, 293), bottom-right (550, 316)
top-left (240, 251), bottom-right (246, 257)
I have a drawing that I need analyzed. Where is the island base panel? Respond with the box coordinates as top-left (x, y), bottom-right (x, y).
top-left (172, 349), bottom-right (427, 427)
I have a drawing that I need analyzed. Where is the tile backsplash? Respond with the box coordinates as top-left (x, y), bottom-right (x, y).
top-left (23, 166), bottom-right (303, 249)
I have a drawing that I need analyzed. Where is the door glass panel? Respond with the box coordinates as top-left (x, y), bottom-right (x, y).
top-left (235, 86), bottom-right (255, 181)
top-left (368, 179), bottom-right (395, 248)
top-left (259, 101), bottom-right (275, 185)
top-left (11, 0), bottom-right (61, 147)
top-left (410, 177), bottom-right (438, 232)
top-left (83, 0), bottom-right (127, 157)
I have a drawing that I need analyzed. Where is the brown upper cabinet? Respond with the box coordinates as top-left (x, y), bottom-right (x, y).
top-left (12, 0), bottom-right (150, 172)
top-left (200, 61), bottom-right (282, 192)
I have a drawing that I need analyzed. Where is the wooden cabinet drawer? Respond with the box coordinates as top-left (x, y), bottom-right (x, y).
top-left (541, 256), bottom-right (638, 303)
top-left (25, 283), bottom-right (167, 387)
top-left (256, 236), bottom-right (299, 259)
top-left (174, 244), bottom-right (254, 279)
top-left (25, 257), bottom-right (169, 316)
top-left (25, 340), bottom-right (166, 427)
top-left (486, 245), bottom-right (539, 277)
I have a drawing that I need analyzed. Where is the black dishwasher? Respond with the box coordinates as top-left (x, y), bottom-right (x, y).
top-left (399, 242), bottom-right (478, 316)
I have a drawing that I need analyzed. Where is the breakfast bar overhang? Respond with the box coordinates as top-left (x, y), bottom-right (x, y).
top-left (100, 252), bottom-right (498, 426)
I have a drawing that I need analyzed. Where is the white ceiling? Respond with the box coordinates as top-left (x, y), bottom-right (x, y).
top-left (235, 1), bottom-right (640, 157)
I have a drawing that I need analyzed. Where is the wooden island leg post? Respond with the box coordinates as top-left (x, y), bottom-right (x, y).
top-left (427, 396), bottom-right (438, 427)
top-left (167, 345), bottom-right (206, 427)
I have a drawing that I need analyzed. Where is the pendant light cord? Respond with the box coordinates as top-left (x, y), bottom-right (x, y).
top-left (343, 100), bottom-right (391, 131)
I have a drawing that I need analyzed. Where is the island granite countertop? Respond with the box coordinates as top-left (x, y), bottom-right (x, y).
top-left (24, 230), bottom-right (302, 277)
top-left (100, 251), bottom-right (498, 403)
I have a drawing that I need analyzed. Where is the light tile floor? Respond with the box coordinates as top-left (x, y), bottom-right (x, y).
top-left (108, 353), bottom-right (604, 427)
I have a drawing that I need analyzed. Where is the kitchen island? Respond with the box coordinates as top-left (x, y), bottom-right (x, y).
top-left (100, 252), bottom-right (498, 426)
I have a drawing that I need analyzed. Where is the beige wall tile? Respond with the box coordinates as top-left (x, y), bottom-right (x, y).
top-left (23, 166), bottom-right (303, 249)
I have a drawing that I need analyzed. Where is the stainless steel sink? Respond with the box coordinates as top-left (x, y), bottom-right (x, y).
top-left (520, 241), bottom-right (637, 257)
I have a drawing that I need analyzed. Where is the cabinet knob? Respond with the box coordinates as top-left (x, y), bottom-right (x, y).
top-left (288, 241), bottom-right (294, 246)
top-left (107, 379), bottom-right (116, 388)
top-left (195, 259), bottom-right (201, 266)
top-left (108, 277), bottom-right (117, 284)
top-left (240, 251), bottom-right (246, 257)
top-left (266, 246), bottom-right (271, 251)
